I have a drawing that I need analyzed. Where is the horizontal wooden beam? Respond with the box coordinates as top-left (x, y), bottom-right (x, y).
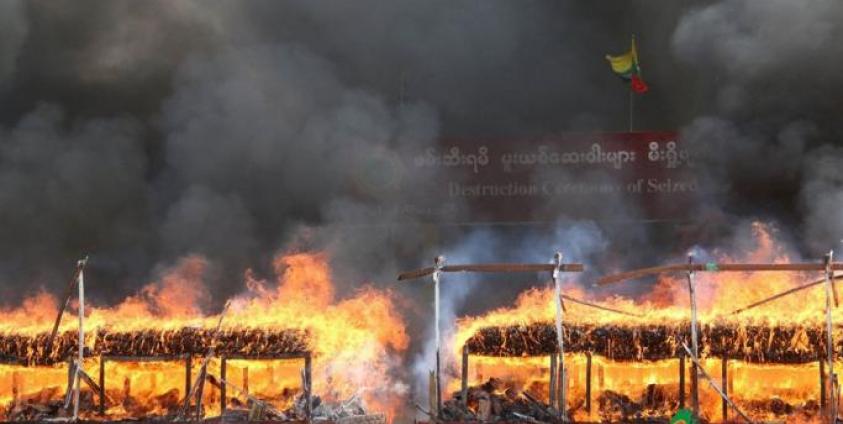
top-left (222, 352), bottom-right (310, 361)
top-left (398, 262), bottom-right (584, 281)
top-left (101, 354), bottom-right (190, 362)
top-left (596, 262), bottom-right (843, 286)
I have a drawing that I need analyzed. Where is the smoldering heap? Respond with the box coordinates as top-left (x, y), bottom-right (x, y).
top-left (465, 322), bottom-right (828, 363)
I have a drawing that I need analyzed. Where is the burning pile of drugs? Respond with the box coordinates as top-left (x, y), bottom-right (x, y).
top-left (435, 226), bottom-right (843, 422)
top-left (0, 328), bottom-right (310, 366)
top-left (465, 322), bottom-right (829, 363)
top-left (0, 252), bottom-right (409, 422)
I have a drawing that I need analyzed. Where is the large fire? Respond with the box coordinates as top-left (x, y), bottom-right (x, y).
top-left (0, 252), bottom-right (409, 421)
top-left (451, 223), bottom-right (835, 422)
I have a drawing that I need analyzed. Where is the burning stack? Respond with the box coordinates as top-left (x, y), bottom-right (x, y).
top-left (440, 233), bottom-right (843, 423)
top-left (0, 328), bottom-right (310, 365)
top-left (0, 253), bottom-right (408, 422)
top-left (465, 322), bottom-right (828, 363)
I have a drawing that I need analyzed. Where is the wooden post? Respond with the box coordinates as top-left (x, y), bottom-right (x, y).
top-left (11, 370), bottom-right (19, 407)
top-left (195, 364), bottom-right (207, 419)
top-left (687, 255), bottom-right (700, 418)
top-left (549, 353), bottom-right (557, 407)
top-left (305, 354), bottom-right (312, 423)
top-left (184, 355), bottom-right (192, 412)
top-left (220, 357), bottom-right (227, 414)
top-left (122, 376), bottom-right (131, 407)
top-left (722, 356), bottom-right (728, 422)
top-left (99, 356), bottom-right (105, 415)
top-left (585, 352), bottom-right (592, 414)
top-left (821, 357), bottom-right (827, 411)
top-left (679, 350), bottom-right (686, 409)
top-left (461, 346), bottom-right (469, 408)
top-left (243, 366), bottom-right (249, 400)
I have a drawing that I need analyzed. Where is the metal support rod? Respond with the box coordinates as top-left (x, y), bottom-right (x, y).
top-left (722, 356), bottom-right (728, 422)
top-left (549, 353), bottom-right (557, 407)
top-left (551, 252), bottom-right (567, 420)
top-left (99, 357), bottom-right (105, 415)
top-left (73, 259), bottom-right (85, 420)
top-left (687, 254), bottom-right (700, 418)
top-left (585, 352), bottom-right (592, 414)
top-left (461, 346), bottom-right (469, 408)
top-left (679, 352), bottom-right (685, 409)
top-left (432, 256), bottom-right (444, 418)
top-left (825, 250), bottom-right (837, 424)
top-left (220, 357), bottom-right (227, 414)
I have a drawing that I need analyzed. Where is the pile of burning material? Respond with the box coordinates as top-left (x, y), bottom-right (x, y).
top-left (0, 328), bottom-right (310, 365)
top-left (441, 378), bottom-right (564, 423)
top-left (464, 322), bottom-right (830, 363)
top-left (217, 392), bottom-right (384, 424)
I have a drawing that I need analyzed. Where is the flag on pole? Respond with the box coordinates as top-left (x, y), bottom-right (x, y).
top-left (606, 35), bottom-right (649, 94)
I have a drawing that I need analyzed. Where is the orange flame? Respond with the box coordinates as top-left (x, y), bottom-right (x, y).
top-left (451, 223), bottom-right (832, 422)
top-left (0, 252), bottom-right (408, 421)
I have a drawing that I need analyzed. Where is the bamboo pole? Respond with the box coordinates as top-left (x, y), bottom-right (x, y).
top-left (72, 259), bottom-right (85, 420)
top-left (559, 293), bottom-right (643, 317)
top-left (99, 357), bottom-right (105, 415)
top-left (433, 256), bottom-right (444, 418)
top-left (549, 353), bottom-right (557, 408)
top-left (722, 356), bottom-right (728, 422)
top-left (184, 355), bottom-right (192, 413)
top-left (821, 356), bottom-right (827, 411)
top-left (824, 251), bottom-right (837, 424)
top-left (687, 255), bottom-right (700, 419)
top-left (46, 258), bottom-right (87, 355)
top-left (220, 357), bottom-right (227, 414)
top-left (597, 262), bottom-right (843, 286)
top-left (461, 346), bottom-right (469, 408)
top-left (304, 354), bottom-right (312, 423)
top-left (398, 263), bottom-right (584, 281)
top-left (680, 342), bottom-right (754, 423)
top-left (180, 300), bottom-right (231, 420)
top-left (731, 275), bottom-right (843, 315)
top-left (585, 352), bottom-right (592, 414)
top-left (551, 252), bottom-right (567, 420)
top-left (679, 352), bottom-right (685, 409)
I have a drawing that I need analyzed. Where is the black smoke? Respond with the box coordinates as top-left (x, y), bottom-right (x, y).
top-left (2, 0), bottom-right (843, 417)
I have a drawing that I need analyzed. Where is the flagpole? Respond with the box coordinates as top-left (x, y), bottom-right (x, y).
top-left (628, 33), bottom-right (636, 132)
top-left (628, 88), bottom-right (634, 132)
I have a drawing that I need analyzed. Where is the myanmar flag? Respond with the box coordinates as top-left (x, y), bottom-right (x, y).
top-left (606, 36), bottom-right (649, 94)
